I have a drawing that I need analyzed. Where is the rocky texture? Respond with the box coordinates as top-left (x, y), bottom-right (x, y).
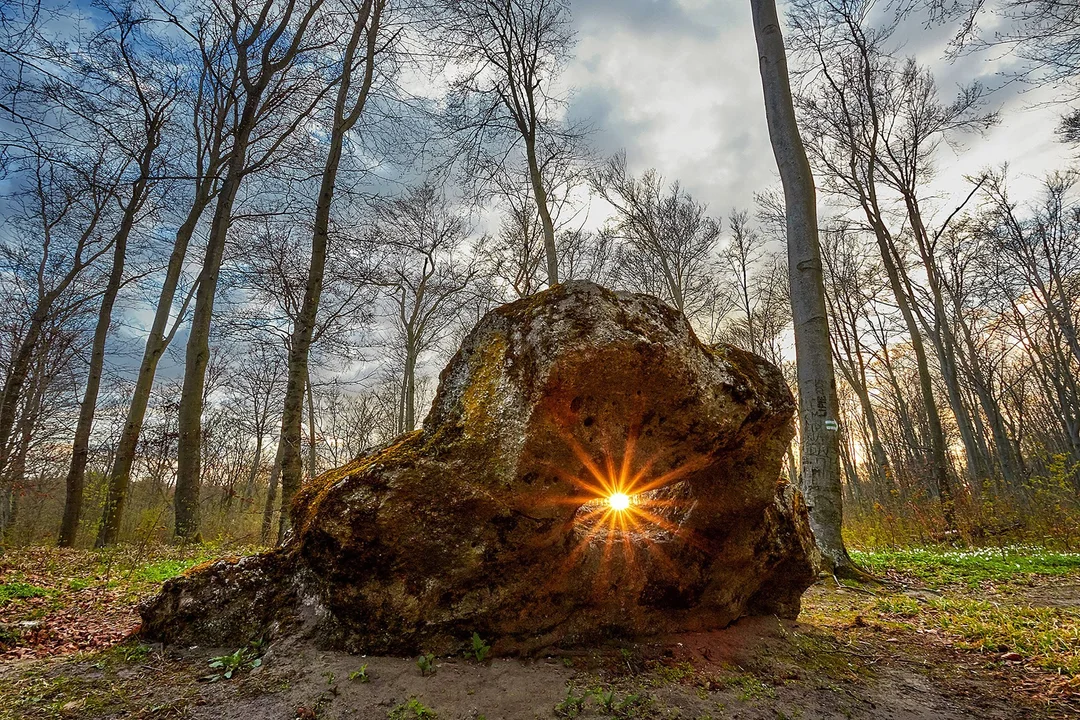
top-left (141, 282), bottom-right (818, 654)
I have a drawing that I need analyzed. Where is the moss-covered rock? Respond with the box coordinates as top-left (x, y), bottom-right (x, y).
top-left (141, 282), bottom-right (818, 654)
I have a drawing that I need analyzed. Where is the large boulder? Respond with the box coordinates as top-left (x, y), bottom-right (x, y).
top-left (141, 282), bottom-right (818, 654)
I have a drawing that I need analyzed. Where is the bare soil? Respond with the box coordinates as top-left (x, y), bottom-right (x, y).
top-left (1, 581), bottom-right (1073, 720)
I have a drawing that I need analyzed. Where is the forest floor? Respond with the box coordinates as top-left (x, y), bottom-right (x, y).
top-left (0, 544), bottom-right (1078, 719)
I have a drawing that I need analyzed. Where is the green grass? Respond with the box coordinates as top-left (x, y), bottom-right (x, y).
top-left (869, 591), bottom-right (1080, 677)
top-left (131, 558), bottom-right (211, 584)
top-left (872, 595), bottom-right (921, 617)
top-left (0, 667), bottom-right (126, 720)
top-left (727, 675), bottom-right (776, 702)
top-left (929, 598), bottom-right (1080, 675)
top-left (652, 661), bottom-right (697, 685)
top-left (0, 582), bottom-right (51, 605)
top-left (817, 545), bottom-right (1080, 683)
top-left (851, 545), bottom-right (1080, 588)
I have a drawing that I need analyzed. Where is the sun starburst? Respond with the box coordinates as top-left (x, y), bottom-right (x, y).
top-left (544, 425), bottom-right (711, 574)
top-left (608, 492), bottom-right (631, 511)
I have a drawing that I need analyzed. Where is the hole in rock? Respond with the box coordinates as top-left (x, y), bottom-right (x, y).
top-left (573, 479), bottom-right (695, 545)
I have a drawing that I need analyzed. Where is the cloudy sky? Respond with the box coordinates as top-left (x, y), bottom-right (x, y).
top-left (562, 0), bottom-right (1070, 222)
top-left (93, 0), bottom-right (1077, 398)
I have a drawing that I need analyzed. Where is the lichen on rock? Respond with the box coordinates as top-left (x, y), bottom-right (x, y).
top-left (141, 281), bottom-right (819, 655)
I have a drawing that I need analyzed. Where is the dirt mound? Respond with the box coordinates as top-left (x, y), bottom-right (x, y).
top-left (141, 282), bottom-right (817, 654)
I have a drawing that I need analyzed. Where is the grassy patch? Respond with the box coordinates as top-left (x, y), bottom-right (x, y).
top-left (651, 660), bottom-right (697, 685)
top-left (807, 545), bottom-right (1080, 693)
top-left (726, 674), bottom-right (776, 702)
top-left (0, 544), bottom-right (264, 659)
top-left (131, 558), bottom-right (209, 584)
top-left (865, 590), bottom-right (1080, 678)
top-left (872, 595), bottom-right (921, 617)
top-left (928, 598), bottom-right (1080, 675)
top-left (0, 668), bottom-right (125, 719)
top-left (851, 545), bottom-right (1080, 588)
top-left (0, 582), bottom-right (51, 605)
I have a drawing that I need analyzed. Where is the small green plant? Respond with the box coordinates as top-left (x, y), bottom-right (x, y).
top-left (0, 625), bottom-right (21, 647)
top-left (653, 661), bottom-right (696, 685)
top-left (388, 697), bottom-right (437, 719)
top-left (470, 632), bottom-right (491, 662)
top-left (554, 687), bottom-right (588, 718)
top-left (324, 671), bottom-right (335, 684)
top-left (348, 664), bottom-right (369, 682)
top-left (728, 674), bottom-right (775, 702)
top-left (594, 688), bottom-right (617, 712)
top-left (203, 641), bottom-right (263, 681)
top-left (0, 582), bottom-right (50, 605)
top-left (116, 642), bottom-right (153, 663)
top-left (416, 653), bottom-right (436, 677)
top-left (614, 693), bottom-right (648, 718)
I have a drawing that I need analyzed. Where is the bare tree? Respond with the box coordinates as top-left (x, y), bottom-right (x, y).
top-left (923, 0), bottom-right (1080, 102)
top-left (373, 183), bottom-right (477, 439)
top-left (233, 342), bottom-right (286, 507)
top-left (788, 0), bottom-right (999, 526)
top-left (751, 0), bottom-right (859, 575)
top-left (94, 10), bottom-right (234, 546)
top-left (478, 195), bottom-right (608, 302)
top-left (821, 225), bottom-right (895, 494)
top-left (442, 0), bottom-right (582, 286)
top-left (229, 211), bottom-right (376, 540)
top-left (591, 153), bottom-right (723, 320)
top-left (716, 210), bottom-right (791, 361)
top-left (172, 0), bottom-right (329, 541)
top-left (276, 0), bottom-right (387, 542)
top-left (978, 171), bottom-right (1080, 460)
top-left (0, 141), bottom-right (122, 512)
top-left (58, 9), bottom-right (177, 546)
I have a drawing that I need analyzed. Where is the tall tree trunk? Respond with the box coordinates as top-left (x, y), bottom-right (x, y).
top-left (306, 370), bottom-right (317, 480)
top-left (173, 85), bottom-right (263, 541)
top-left (275, 0), bottom-right (380, 541)
top-left (262, 435), bottom-right (286, 544)
top-left (872, 238), bottom-right (957, 528)
top-left (525, 137), bottom-right (559, 286)
top-left (58, 233), bottom-right (127, 547)
top-left (95, 207), bottom-right (203, 547)
top-left (957, 315), bottom-right (1024, 485)
top-left (174, 175), bottom-right (242, 541)
top-left (750, 0), bottom-right (859, 576)
top-left (170, 0), bottom-right (328, 539)
top-left (278, 335), bottom-right (307, 539)
top-left (59, 165), bottom-right (149, 546)
top-left (901, 194), bottom-right (993, 484)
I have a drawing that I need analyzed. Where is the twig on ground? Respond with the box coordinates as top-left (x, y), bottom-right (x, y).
top-left (833, 574), bottom-right (879, 596)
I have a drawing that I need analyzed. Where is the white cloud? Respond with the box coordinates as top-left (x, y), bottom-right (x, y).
top-left (565, 0), bottom-right (1074, 223)
top-left (567, 0), bottom-right (774, 216)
